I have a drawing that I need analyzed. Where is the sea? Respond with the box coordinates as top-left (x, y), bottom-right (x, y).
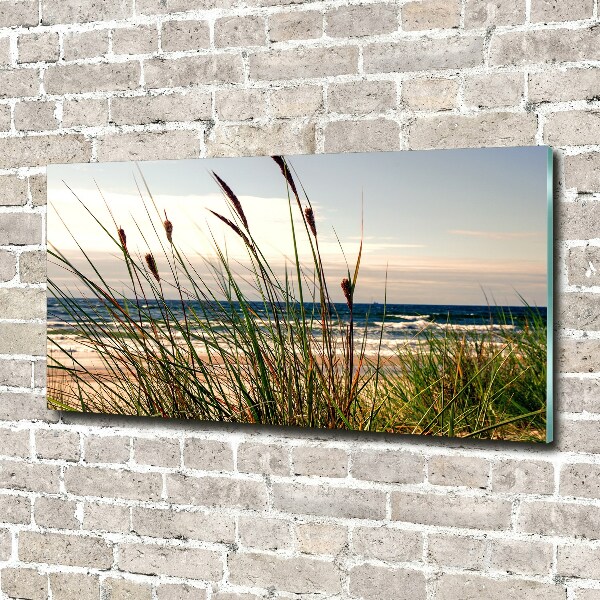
top-left (48, 299), bottom-right (546, 358)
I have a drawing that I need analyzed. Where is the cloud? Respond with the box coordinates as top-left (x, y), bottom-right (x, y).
top-left (449, 229), bottom-right (544, 241)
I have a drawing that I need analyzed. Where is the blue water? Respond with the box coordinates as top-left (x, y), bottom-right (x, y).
top-left (48, 299), bottom-right (546, 356)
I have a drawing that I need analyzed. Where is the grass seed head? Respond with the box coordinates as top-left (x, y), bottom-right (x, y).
top-left (163, 211), bottom-right (173, 244)
top-left (145, 252), bottom-right (160, 282)
top-left (341, 277), bottom-right (352, 309)
top-left (118, 227), bottom-right (127, 250)
top-left (304, 207), bottom-right (317, 237)
top-left (213, 172), bottom-right (249, 231)
top-left (272, 155), bottom-right (299, 201)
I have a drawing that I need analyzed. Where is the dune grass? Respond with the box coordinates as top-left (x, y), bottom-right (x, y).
top-left (47, 156), bottom-right (547, 441)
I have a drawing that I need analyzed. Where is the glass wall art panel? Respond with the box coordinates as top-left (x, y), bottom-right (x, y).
top-left (47, 146), bottom-right (553, 442)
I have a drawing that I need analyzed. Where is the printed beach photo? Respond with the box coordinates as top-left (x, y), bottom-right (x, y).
top-left (47, 147), bottom-right (552, 442)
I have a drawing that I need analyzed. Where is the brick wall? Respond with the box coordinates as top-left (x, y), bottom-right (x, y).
top-left (0, 0), bottom-right (599, 597)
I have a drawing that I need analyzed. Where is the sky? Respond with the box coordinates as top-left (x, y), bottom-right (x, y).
top-left (47, 146), bottom-right (550, 306)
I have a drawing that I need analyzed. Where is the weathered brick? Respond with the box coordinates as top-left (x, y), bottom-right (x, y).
top-left (167, 474), bottom-right (268, 510)
top-left (557, 376), bottom-right (600, 412)
top-left (0, 359), bottom-right (31, 388)
top-left (435, 573), bottom-right (565, 600)
top-left (239, 515), bottom-right (292, 551)
top-left (269, 10), bottom-right (322, 42)
top-left (137, 0), bottom-right (235, 14)
top-left (560, 200), bottom-right (600, 241)
top-left (249, 46), bottom-right (358, 80)
top-left (273, 482), bottom-right (386, 519)
top-left (183, 438), bottom-right (234, 471)
top-left (353, 526), bottom-right (422, 562)
top-left (63, 30), bottom-right (108, 61)
top-left (0, 428), bottom-right (30, 458)
top-left (577, 591), bottom-right (600, 600)
top-left (35, 429), bottom-right (80, 461)
top-left (84, 435), bottom-right (130, 464)
top-left (63, 98), bottom-right (109, 128)
top-left (491, 28), bottom-right (600, 67)
top-left (229, 552), bottom-right (342, 595)
top-left (134, 436), bottom-right (180, 467)
top-left (19, 531), bottom-right (113, 568)
top-left (545, 111), bottom-right (600, 146)
top-left (41, 0), bottom-right (133, 25)
top-left (112, 91), bottom-right (211, 125)
top-left (237, 442), bottom-right (290, 475)
top-left (0, 323), bottom-right (45, 355)
top-left (559, 293), bottom-right (600, 330)
top-left (560, 462), bottom-right (600, 498)
top-left (0, 494), bottom-right (31, 524)
top-left (132, 506), bottom-right (235, 543)
top-left (0, 251), bottom-right (17, 282)
top-left (144, 54), bottom-right (243, 88)
top-left (328, 79), bottom-right (396, 114)
top-left (557, 542), bottom-right (600, 579)
top-left (489, 538), bottom-right (553, 575)
top-left (119, 543), bottom-right (222, 580)
top-left (327, 3), bottom-right (398, 37)
top-left (270, 85), bottom-right (322, 117)
top-left (428, 455), bottom-right (489, 488)
top-left (559, 339), bottom-right (600, 374)
top-left (96, 130), bottom-right (199, 162)
top-left (49, 573), bottom-right (101, 600)
top-left (402, 0), bottom-right (460, 30)
top-left (83, 502), bottom-right (130, 534)
top-left (0, 104), bottom-right (9, 131)
top-left (0, 1), bottom-right (39, 28)
top-left (64, 466), bottom-right (163, 501)
top-left (349, 564), bottom-right (426, 600)
top-left (519, 499), bottom-right (600, 539)
top-left (296, 522), bottom-right (347, 556)
top-left (463, 72), bottom-right (524, 108)
top-left (292, 446), bottom-right (348, 477)
top-left (492, 459), bottom-right (554, 494)
top-left (102, 579), bottom-right (152, 600)
top-left (0, 175), bottom-right (28, 206)
top-left (324, 118), bottom-right (400, 153)
top-left (0, 288), bottom-right (45, 320)
top-left (565, 153), bottom-right (600, 194)
top-left (0, 529), bottom-right (11, 560)
top-left (33, 361), bottom-right (45, 389)
top-left (161, 19), bottom-right (210, 52)
top-left (0, 212), bottom-right (42, 245)
top-left (559, 419), bottom-right (600, 453)
top-left (17, 31), bottom-right (59, 63)
top-left (364, 37), bottom-right (484, 74)
top-left (464, 0), bottom-right (525, 27)
top-left (28, 174), bottom-right (46, 207)
top-left (34, 496), bottom-right (79, 530)
top-left (409, 112), bottom-right (537, 150)
top-left (209, 121), bottom-right (315, 157)
top-left (215, 15), bottom-right (266, 48)
top-left (157, 583), bottom-right (206, 600)
top-left (529, 68), bottom-right (600, 104)
top-left (352, 449), bottom-right (425, 484)
top-left (0, 135), bottom-right (91, 169)
top-left (1, 568), bottom-right (47, 600)
top-left (216, 89), bottom-right (267, 121)
top-left (112, 25), bottom-right (158, 55)
top-left (0, 68), bottom-right (39, 99)
top-left (211, 594), bottom-right (260, 600)
top-left (391, 491), bottom-right (512, 530)
top-left (0, 391), bottom-right (58, 422)
top-left (45, 62), bottom-right (141, 95)
top-left (531, 0), bottom-right (593, 22)
top-left (14, 99), bottom-right (58, 130)
top-left (427, 533), bottom-right (486, 569)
